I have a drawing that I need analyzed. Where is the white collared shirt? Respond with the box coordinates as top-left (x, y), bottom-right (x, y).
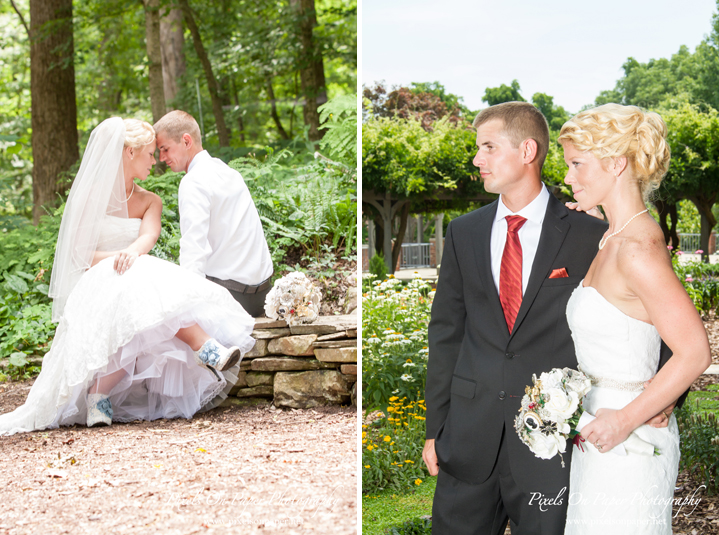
top-left (490, 186), bottom-right (550, 294)
top-left (178, 150), bottom-right (273, 285)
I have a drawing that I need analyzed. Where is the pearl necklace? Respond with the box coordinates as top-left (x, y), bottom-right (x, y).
top-left (598, 209), bottom-right (648, 250)
top-left (112, 182), bottom-right (135, 204)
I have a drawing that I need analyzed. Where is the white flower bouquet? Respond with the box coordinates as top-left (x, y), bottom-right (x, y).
top-left (264, 272), bottom-right (321, 326)
top-left (514, 367), bottom-right (658, 467)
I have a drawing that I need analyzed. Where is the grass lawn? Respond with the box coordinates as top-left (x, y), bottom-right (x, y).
top-left (362, 476), bottom-right (436, 535)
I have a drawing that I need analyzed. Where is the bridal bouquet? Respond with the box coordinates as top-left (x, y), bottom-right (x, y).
top-left (264, 272), bottom-right (321, 326)
top-left (514, 368), bottom-right (658, 467)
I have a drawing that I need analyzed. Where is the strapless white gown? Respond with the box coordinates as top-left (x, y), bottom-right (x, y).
top-left (0, 216), bottom-right (256, 435)
top-left (564, 282), bottom-right (679, 534)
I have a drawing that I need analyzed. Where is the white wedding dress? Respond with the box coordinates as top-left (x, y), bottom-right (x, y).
top-left (0, 216), bottom-right (256, 435)
top-left (564, 281), bottom-right (680, 533)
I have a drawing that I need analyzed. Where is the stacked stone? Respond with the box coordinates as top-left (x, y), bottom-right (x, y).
top-left (224, 314), bottom-right (358, 409)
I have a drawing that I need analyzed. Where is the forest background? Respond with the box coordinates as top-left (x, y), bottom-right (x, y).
top-left (0, 0), bottom-right (358, 378)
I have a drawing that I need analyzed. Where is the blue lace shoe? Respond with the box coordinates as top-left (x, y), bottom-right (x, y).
top-left (87, 394), bottom-right (113, 427)
top-left (195, 338), bottom-right (241, 372)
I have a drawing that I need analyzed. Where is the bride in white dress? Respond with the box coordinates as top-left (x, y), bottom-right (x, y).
top-left (0, 117), bottom-right (256, 435)
top-left (558, 104), bottom-right (711, 533)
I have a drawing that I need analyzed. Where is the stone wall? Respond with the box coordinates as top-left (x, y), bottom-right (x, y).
top-left (221, 314), bottom-right (358, 410)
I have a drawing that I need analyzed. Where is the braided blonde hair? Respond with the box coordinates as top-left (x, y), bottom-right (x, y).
top-left (558, 104), bottom-right (670, 199)
top-left (123, 118), bottom-right (155, 149)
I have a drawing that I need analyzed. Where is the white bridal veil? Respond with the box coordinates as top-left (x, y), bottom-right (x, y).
top-left (48, 117), bottom-right (129, 322)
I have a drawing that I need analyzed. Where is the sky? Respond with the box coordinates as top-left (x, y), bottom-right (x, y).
top-left (362, 0), bottom-right (718, 114)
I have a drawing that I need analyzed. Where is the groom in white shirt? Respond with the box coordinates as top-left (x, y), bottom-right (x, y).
top-left (153, 110), bottom-right (273, 317)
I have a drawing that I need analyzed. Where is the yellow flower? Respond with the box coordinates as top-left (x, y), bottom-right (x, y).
top-left (389, 396), bottom-right (399, 402)
top-left (362, 439), bottom-right (367, 444)
top-left (365, 465), bottom-right (370, 468)
top-left (406, 359), bottom-right (412, 363)
top-left (362, 431), bottom-right (366, 438)
top-left (415, 479), bottom-right (422, 486)
top-left (390, 441), bottom-right (395, 445)
top-left (387, 407), bottom-right (395, 413)
top-left (383, 436), bottom-right (391, 442)
top-left (405, 460), bottom-right (414, 464)
top-left (367, 445), bottom-right (374, 451)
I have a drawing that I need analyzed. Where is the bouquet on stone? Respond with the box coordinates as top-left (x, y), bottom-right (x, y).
top-left (264, 272), bottom-right (321, 326)
top-left (514, 367), bottom-right (658, 467)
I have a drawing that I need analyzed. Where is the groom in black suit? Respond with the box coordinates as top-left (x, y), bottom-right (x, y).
top-left (423, 102), bottom-right (674, 534)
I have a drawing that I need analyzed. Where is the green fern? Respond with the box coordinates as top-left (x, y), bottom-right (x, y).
top-left (319, 94), bottom-right (357, 166)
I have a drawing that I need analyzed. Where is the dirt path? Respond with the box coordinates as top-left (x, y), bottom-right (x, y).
top-left (0, 380), bottom-right (357, 534)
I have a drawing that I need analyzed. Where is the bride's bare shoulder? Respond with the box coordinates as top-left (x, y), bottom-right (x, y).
top-left (616, 218), bottom-right (672, 281)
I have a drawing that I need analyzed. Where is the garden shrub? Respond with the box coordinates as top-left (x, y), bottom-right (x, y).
top-left (363, 396), bottom-right (428, 494)
top-left (368, 253), bottom-right (387, 284)
top-left (676, 385), bottom-right (719, 495)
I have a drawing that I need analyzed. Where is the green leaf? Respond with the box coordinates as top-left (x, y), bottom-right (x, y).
top-left (8, 352), bottom-right (28, 367)
top-left (5, 275), bottom-right (28, 294)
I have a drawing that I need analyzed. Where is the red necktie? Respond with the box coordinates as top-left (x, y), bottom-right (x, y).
top-left (500, 215), bottom-right (527, 333)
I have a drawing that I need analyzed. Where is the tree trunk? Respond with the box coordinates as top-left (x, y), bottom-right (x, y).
top-left (160, 6), bottom-right (185, 110)
top-left (289, 0), bottom-right (327, 142)
top-left (653, 199), bottom-right (680, 248)
top-left (690, 196), bottom-right (717, 263)
top-left (373, 214), bottom-right (384, 262)
top-left (143, 0), bottom-right (166, 124)
top-left (179, 0), bottom-right (230, 147)
top-left (366, 194), bottom-right (408, 273)
top-left (267, 78), bottom-right (290, 140)
top-left (30, 0), bottom-right (78, 224)
top-left (392, 203), bottom-right (411, 272)
top-left (231, 82), bottom-right (246, 143)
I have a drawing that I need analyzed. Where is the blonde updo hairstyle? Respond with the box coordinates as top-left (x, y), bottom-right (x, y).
top-left (558, 104), bottom-right (670, 200)
top-left (123, 118), bottom-right (155, 149)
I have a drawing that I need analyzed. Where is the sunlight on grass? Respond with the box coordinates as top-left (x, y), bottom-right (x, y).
top-left (362, 477), bottom-right (436, 535)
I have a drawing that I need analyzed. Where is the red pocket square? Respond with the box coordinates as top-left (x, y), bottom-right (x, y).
top-left (549, 267), bottom-right (569, 279)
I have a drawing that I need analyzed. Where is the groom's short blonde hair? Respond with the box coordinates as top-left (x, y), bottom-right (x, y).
top-left (153, 110), bottom-right (202, 146)
top-left (473, 102), bottom-right (549, 169)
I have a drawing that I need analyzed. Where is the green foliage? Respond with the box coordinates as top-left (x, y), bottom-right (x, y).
top-left (362, 276), bottom-right (432, 408)
top-left (676, 386), bottom-right (719, 495)
top-left (363, 396), bottom-right (428, 494)
top-left (384, 517), bottom-right (432, 535)
top-left (672, 255), bottom-right (719, 316)
top-left (483, 79), bottom-right (525, 106)
top-left (0, 211), bottom-right (60, 375)
top-left (362, 115), bottom-right (480, 200)
top-left (368, 254), bottom-right (387, 285)
top-left (229, 142), bottom-right (357, 264)
top-left (677, 199), bottom-right (701, 233)
top-left (362, 477), bottom-right (436, 535)
top-left (319, 94), bottom-right (358, 166)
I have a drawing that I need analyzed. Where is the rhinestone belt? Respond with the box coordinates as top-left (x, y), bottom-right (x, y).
top-left (586, 373), bottom-right (646, 392)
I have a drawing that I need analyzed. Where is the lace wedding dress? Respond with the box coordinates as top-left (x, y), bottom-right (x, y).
top-left (0, 216), bottom-right (256, 435)
top-left (564, 282), bottom-right (680, 534)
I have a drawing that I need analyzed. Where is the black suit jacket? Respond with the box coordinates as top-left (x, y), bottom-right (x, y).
top-left (426, 191), bottom-right (610, 492)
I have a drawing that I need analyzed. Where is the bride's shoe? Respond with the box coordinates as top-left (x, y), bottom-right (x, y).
top-left (195, 338), bottom-right (241, 372)
top-left (87, 394), bottom-right (113, 427)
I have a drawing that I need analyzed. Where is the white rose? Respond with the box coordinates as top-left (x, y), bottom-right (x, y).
top-left (538, 369), bottom-right (563, 390)
top-left (544, 388), bottom-right (580, 420)
top-left (563, 369), bottom-right (592, 397)
top-left (528, 431), bottom-right (566, 460)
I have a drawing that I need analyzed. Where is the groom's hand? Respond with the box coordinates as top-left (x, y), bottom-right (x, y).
top-left (422, 439), bottom-right (439, 476)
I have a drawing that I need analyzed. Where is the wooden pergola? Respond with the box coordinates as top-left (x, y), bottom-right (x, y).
top-left (362, 188), bottom-right (495, 272)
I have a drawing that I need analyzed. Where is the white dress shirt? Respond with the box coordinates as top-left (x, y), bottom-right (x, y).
top-left (490, 186), bottom-right (550, 295)
top-left (178, 150), bottom-right (273, 285)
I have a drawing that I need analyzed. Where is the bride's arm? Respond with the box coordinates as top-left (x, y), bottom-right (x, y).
top-left (581, 234), bottom-right (711, 451)
top-left (91, 193), bottom-right (163, 274)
